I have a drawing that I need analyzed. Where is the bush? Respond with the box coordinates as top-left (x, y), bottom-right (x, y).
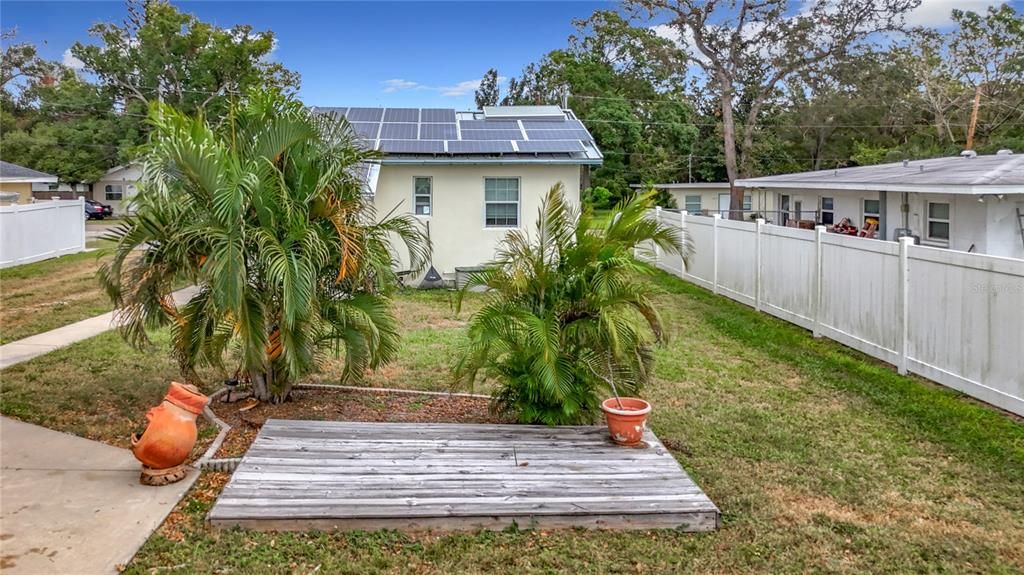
top-left (453, 184), bottom-right (692, 425)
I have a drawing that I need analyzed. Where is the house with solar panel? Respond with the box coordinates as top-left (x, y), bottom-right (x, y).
top-left (312, 105), bottom-right (603, 286)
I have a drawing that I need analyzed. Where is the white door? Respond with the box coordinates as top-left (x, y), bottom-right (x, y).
top-left (718, 193), bottom-right (731, 217)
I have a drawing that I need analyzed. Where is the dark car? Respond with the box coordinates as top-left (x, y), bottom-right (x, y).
top-left (84, 199), bottom-right (113, 220)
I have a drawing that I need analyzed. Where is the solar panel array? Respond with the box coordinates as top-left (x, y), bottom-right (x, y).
top-left (321, 107), bottom-right (594, 155)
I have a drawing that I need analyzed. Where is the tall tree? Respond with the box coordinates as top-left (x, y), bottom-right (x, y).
top-left (72, 0), bottom-right (299, 120)
top-left (474, 68), bottom-right (500, 109)
top-left (99, 89), bottom-right (430, 403)
top-left (627, 0), bottom-right (919, 218)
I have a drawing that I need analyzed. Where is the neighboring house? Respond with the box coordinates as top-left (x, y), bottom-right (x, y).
top-left (632, 182), bottom-right (778, 221)
top-left (30, 182), bottom-right (91, 201)
top-left (736, 151), bottom-right (1024, 259)
top-left (0, 161), bottom-right (58, 204)
top-left (93, 164), bottom-right (143, 215)
top-left (312, 105), bottom-right (602, 284)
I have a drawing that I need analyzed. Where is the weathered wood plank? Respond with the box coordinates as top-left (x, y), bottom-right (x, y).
top-left (210, 511), bottom-right (720, 532)
top-left (209, 421), bottom-right (719, 533)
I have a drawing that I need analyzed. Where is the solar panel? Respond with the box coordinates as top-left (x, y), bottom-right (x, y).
top-left (346, 107), bottom-right (385, 122)
top-left (420, 108), bottom-right (456, 123)
top-left (524, 129), bottom-right (591, 140)
top-left (383, 108), bottom-right (420, 123)
top-left (446, 140), bottom-right (515, 154)
top-left (516, 140), bottom-right (585, 153)
top-left (461, 129), bottom-right (524, 141)
top-left (420, 123), bottom-right (457, 140)
top-left (459, 119), bottom-right (520, 130)
top-left (379, 123), bottom-right (418, 139)
top-left (350, 122), bottom-right (380, 139)
top-left (522, 119), bottom-right (584, 130)
top-left (380, 140), bottom-right (444, 153)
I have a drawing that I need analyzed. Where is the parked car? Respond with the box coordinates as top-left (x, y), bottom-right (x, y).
top-left (84, 199), bottom-right (113, 220)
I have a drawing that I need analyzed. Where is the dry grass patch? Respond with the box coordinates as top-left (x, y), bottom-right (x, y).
top-left (0, 250), bottom-right (116, 343)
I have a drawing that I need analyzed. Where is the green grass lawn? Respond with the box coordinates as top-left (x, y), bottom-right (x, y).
top-left (0, 250), bottom-right (114, 344)
top-left (2, 272), bottom-right (1022, 573)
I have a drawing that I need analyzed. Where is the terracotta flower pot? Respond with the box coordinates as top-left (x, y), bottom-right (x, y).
top-left (131, 382), bottom-right (209, 470)
top-left (600, 397), bottom-right (652, 446)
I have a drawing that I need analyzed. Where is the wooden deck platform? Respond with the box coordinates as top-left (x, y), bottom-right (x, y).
top-left (208, 419), bottom-right (720, 532)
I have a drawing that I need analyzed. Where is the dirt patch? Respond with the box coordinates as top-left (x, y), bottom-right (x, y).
top-left (210, 387), bottom-right (504, 458)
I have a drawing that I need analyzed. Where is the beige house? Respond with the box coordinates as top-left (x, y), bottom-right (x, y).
top-left (92, 164), bottom-right (143, 215)
top-left (0, 161), bottom-right (57, 204)
top-left (313, 105), bottom-right (602, 285)
top-left (737, 152), bottom-right (1024, 259)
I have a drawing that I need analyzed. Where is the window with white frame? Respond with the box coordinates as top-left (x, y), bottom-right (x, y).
top-left (926, 202), bottom-right (950, 242)
top-left (743, 194), bottom-right (752, 211)
top-left (684, 194), bottom-right (701, 214)
top-left (413, 177), bottom-right (432, 216)
top-left (863, 198), bottom-right (880, 228)
top-left (820, 197), bottom-right (834, 225)
top-left (484, 177), bottom-right (519, 227)
top-left (105, 184), bottom-right (123, 201)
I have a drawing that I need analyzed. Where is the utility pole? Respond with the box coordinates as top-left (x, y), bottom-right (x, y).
top-left (966, 84), bottom-right (982, 150)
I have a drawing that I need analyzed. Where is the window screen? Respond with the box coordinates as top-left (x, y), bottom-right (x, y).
top-left (484, 178), bottom-right (519, 227)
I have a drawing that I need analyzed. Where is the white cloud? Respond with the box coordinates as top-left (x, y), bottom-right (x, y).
top-left (381, 77), bottom-right (506, 97)
top-left (62, 48), bottom-right (84, 70)
top-left (438, 79), bottom-right (483, 97)
top-left (382, 79), bottom-right (420, 93)
top-left (904, 0), bottom-right (1001, 27)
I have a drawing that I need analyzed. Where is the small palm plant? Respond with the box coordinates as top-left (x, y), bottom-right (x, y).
top-left (99, 89), bottom-right (429, 403)
top-left (454, 183), bottom-right (691, 425)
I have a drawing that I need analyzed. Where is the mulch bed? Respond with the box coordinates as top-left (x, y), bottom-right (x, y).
top-left (210, 387), bottom-right (506, 459)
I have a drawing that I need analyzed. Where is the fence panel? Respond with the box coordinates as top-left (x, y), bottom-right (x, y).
top-left (643, 208), bottom-right (1023, 416)
top-left (906, 248), bottom-right (1024, 414)
top-left (0, 199), bottom-right (86, 268)
top-left (760, 226), bottom-right (816, 329)
top-left (818, 234), bottom-right (901, 364)
top-left (715, 219), bottom-right (757, 306)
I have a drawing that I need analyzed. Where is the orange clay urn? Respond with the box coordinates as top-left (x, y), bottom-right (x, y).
top-left (600, 397), bottom-right (652, 446)
top-left (131, 382), bottom-right (209, 470)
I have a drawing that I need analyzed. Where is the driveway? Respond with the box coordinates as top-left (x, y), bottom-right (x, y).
top-left (0, 417), bottom-right (196, 574)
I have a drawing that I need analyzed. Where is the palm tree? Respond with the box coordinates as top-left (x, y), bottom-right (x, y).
top-left (99, 89), bottom-right (429, 403)
top-left (454, 183), bottom-right (691, 425)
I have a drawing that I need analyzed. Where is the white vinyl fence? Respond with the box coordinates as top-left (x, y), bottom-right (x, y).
top-left (0, 198), bottom-right (87, 268)
top-left (643, 207), bottom-right (1024, 417)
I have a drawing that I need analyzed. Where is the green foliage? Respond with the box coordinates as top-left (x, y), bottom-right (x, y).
top-left (453, 185), bottom-right (692, 425)
top-left (0, 1), bottom-right (299, 184)
top-left (97, 88), bottom-right (429, 402)
top-left (474, 68), bottom-right (500, 109)
top-left (582, 186), bottom-right (612, 209)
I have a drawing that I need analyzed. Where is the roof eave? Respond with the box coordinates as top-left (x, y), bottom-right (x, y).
top-left (734, 180), bottom-right (1024, 195)
top-left (0, 176), bottom-right (59, 183)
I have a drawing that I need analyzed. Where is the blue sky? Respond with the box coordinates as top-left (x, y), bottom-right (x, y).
top-left (2, 1), bottom-right (1017, 110)
top-left (1, 1), bottom-right (613, 109)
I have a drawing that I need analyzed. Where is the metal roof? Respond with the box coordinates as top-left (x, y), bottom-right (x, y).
top-left (0, 161), bottom-right (57, 182)
top-left (310, 106), bottom-right (603, 166)
top-left (736, 153), bottom-right (1024, 195)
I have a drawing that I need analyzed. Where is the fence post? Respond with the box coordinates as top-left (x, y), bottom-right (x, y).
top-left (654, 206), bottom-right (662, 266)
top-left (897, 236), bottom-right (913, 375)
top-left (79, 196), bottom-right (87, 251)
top-left (813, 225), bottom-right (826, 338)
top-left (755, 218), bottom-right (765, 312)
top-left (712, 214), bottom-right (721, 295)
top-left (679, 210), bottom-right (688, 279)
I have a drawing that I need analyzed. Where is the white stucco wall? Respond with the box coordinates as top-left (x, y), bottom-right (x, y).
top-left (754, 187), bottom-right (1023, 259)
top-left (373, 163), bottom-right (582, 277)
top-left (94, 165), bottom-right (143, 215)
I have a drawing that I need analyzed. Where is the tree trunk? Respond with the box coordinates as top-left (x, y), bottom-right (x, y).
top-left (717, 71), bottom-right (743, 220)
top-left (249, 368), bottom-right (292, 404)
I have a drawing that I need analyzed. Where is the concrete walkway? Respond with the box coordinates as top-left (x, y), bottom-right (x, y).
top-left (0, 286), bottom-right (201, 573)
top-left (0, 417), bottom-right (197, 574)
top-left (0, 287), bottom-right (198, 370)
